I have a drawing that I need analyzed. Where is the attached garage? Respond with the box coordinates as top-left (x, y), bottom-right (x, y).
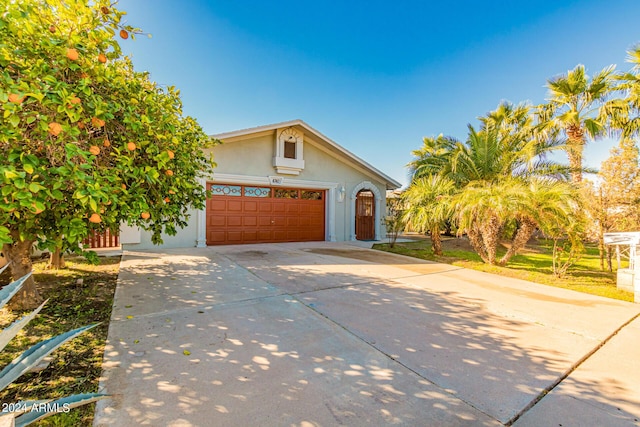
top-left (119, 120), bottom-right (401, 250)
top-left (206, 183), bottom-right (325, 245)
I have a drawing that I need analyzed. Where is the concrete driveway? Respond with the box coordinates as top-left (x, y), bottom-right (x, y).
top-left (94, 242), bottom-right (640, 426)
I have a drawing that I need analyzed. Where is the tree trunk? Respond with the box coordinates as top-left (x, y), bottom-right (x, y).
top-left (2, 239), bottom-right (43, 310)
top-left (499, 218), bottom-right (537, 266)
top-left (598, 233), bottom-right (605, 272)
top-left (480, 215), bottom-right (501, 265)
top-left (48, 247), bottom-right (66, 270)
top-left (466, 226), bottom-right (492, 264)
top-left (566, 137), bottom-right (585, 184)
top-left (443, 220), bottom-right (454, 237)
top-left (431, 227), bottom-right (442, 256)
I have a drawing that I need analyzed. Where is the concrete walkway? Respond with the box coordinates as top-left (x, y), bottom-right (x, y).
top-left (94, 242), bottom-right (640, 426)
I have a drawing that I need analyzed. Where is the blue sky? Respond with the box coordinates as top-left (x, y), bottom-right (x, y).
top-left (117, 0), bottom-right (640, 187)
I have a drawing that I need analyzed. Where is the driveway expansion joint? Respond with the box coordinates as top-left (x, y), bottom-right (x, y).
top-left (505, 310), bottom-right (640, 426)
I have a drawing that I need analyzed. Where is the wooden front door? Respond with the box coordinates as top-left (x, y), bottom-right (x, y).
top-left (355, 190), bottom-right (375, 240)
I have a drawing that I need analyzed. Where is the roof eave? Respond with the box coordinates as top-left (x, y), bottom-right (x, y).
top-left (211, 120), bottom-right (401, 190)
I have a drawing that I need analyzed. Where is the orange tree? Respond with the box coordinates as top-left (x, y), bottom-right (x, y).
top-left (0, 0), bottom-right (215, 309)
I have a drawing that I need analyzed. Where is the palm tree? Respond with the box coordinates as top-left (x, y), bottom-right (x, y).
top-left (402, 175), bottom-right (456, 255)
top-left (605, 45), bottom-right (640, 138)
top-left (543, 64), bottom-right (616, 183)
top-left (405, 102), bottom-right (581, 266)
top-left (408, 134), bottom-right (460, 182)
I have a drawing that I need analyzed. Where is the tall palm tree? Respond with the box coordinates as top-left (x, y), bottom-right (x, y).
top-left (544, 64), bottom-right (616, 183)
top-left (402, 175), bottom-right (456, 255)
top-left (605, 45), bottom-right (640, 138)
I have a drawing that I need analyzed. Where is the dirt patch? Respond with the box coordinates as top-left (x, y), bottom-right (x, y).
top-left (0, 255), bottom-right (120, 426)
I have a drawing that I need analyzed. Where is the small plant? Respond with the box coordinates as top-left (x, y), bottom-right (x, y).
top-left (551, 236), bottom-right (584, 278)
top-left (385, 196), bottom-right (405, 248)
top-left (0, 264), bottom-right (107, 426)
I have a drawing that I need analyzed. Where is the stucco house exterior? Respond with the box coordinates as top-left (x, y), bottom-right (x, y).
top-left (120, 120), bottom-right (401, 249)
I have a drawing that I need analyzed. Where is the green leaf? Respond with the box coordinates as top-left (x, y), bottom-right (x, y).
top-left (0, 300), bottom-right (48, 353)
top-left (23, 164), bottom-right (34, 174)
top-left (14, 394), bottom-right (109, 427)
top-left (28, 182), bottom-right (44, 193)
top-left (8, 115), bottom-right (20, 127)
top-left (3, 170), bottom-right (18, 180)
top-left (0, 324), bottom-right (99, 392)
top-left (0, 273), bottom-right (32, 310)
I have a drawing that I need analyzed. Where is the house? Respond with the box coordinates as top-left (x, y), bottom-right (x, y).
top-left (120, 120), bottom-right (401, 249)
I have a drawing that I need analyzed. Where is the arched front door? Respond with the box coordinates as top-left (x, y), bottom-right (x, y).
top-left (355, 190), bottom-right (375, 240)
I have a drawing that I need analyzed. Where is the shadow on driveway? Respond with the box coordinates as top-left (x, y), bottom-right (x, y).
top-left (94, 243), bottom-right (640, 426)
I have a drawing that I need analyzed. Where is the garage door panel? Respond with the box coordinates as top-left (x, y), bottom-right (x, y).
top-left (258, 216), bottom-right (272, 226)
top-left (272, 216), bottom-right (286, 226)
top-left (257, 230), bottom-right (272, 240)
top-left (272, 202), bottom-right (286, 213)
top-left (209, 216), bottom-right (226, 227)
top-left (228, 216), bottom-right (242, 227)
top-left (243, 231), bottom-right (257, 241)
top-left (243, 201), bottom-right (258, 212)
top-left (227, 201), bottom-right (243, 211)
top-left (210, 200), bottom-right (227, 211)
top-left (208, 231), bottom-right (226, 244)
top-left (243, 216), bottom-right (258, 226)
top-left (226, 231), bottom-right (243, 242)
top-left (273, 230), bottom-right (287, 240)
top-left (207, 184), bottom-right (325, 245)
top-left (259, 203), bottom-right (273, 212)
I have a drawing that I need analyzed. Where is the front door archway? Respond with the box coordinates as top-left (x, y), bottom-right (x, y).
top-left (355, 190), bottom-right (375, 240)
top-left (349, 181), bottom-right (382, 241)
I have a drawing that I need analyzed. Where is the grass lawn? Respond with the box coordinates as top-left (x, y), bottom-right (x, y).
top-left (0, 255), bottom-right (120, 426)
top-left (374, 236), bottom-right (634, 302)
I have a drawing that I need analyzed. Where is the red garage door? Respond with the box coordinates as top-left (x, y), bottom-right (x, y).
top-left (206, 183), bottom-right (325, 245)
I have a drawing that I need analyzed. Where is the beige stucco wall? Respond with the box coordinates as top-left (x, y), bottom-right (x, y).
top-left (123, 129), bottom-right (390, 250)
top-left (121, 208), bottom-right (200, 250)
top-left (210, 131), bottom-right (388, 242)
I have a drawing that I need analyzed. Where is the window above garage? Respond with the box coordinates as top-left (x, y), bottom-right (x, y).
top-left (273, 127), bottom-right (305, 175)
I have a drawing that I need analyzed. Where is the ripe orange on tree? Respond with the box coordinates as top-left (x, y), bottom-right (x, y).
top-left (103, 138), bottom-right (111, 147)
top-left (140, 212), bottom-right (150, 219)
top-left (126, 142), bottom-right (136, 151)
top-left (120, 29), bottom-right (129, 39)
top-left (92, 117), bottom-right (105, 127)
top-left (89, 213), bottom-right (102, 223)
top-left (8, 93), bottom-right (24, 103)
top-left (66, 48), bottom-right (79, 61)
top-left (98, 53), bottom-right (107, 63)
top-left (167, 150), bottom-right (175, 159)
top-left (165, 170), bottom-right (174, 176)
top-left (89, 146), bottom-right (100, 155)
top-left (48, 122), bottom-right (62, 136)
